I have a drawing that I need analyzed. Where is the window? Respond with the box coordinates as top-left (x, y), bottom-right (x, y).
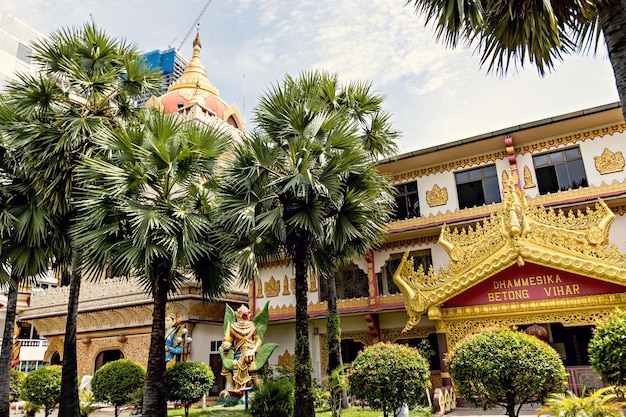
top-left (533, 147), bottom-right (588, 195)
top-left (377, 249), bottom-right (432, 295)
top-left (16, 43), bottom-right (32, 64)
top-left (455, 165), bottom-right (501, 209)
top-left (320, 263), bottom-right (369, 301)
top-left (393, 181), bottom-right (420, 220)
top-left (94, 349), bottom-right (124, 371)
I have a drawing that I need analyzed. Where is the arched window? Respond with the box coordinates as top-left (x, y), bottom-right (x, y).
top-left (94, 349), bottom-right (124, 372)
top-left (50, 351), bottom-right (62, 366)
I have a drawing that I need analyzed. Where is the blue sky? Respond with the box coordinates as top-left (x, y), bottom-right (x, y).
top-left (2, 0), bottom-right (620, 154)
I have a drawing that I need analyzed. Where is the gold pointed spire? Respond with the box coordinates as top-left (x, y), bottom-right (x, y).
top-left (167, 32), bottom-right (219, 97)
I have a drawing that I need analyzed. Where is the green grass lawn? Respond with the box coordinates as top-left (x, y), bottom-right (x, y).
top-left (167, 405), bottom-right (433, 417)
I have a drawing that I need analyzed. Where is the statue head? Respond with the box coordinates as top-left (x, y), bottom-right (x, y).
top-left (236, 305), bottom-right (250, 321)
top-left (165, 307), bottom-right (179, 330)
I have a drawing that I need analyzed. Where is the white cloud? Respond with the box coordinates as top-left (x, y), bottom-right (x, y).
top-left (2, 0), bottom-right (620, 155)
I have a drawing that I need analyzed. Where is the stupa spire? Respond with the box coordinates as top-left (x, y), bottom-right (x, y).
top-left (167, 32), bottom-right (219, 97)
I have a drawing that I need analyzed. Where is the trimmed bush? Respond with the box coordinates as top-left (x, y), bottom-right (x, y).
top-left (166, 361), bottom-right (214, 417)
top-left (348, 342), bottom-right (431, 417)
top-left (589, 308), bottom-right (626, 386)
top-left (9, 369), bottom-right (25, 402)
top-left (447, 328), bottom-right (567, 417)
top-left (21, 365), bottom-right (62, 417)
top-left (249, 377), bottom-right (294, 417)
top-left (91, 359), bottom-right (145, 417)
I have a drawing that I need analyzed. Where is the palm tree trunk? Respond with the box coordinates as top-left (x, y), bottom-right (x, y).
top-left (599, 0), bottom-right (626, 122)
top-left (325, 272), bottom-right (348, 409)
top-left (293, 237), bottom-right (315, 417)
top-left (58, 247), bottom-right (82, 417)
top-left (142, 260), bottom-right (171, 417)
top-left (0, 281), bottom-right (19, 417)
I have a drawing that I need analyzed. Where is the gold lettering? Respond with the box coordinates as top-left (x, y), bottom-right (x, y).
top-left (573, 284), bottom-right (580, 294)
top-left (555, 274), bottom-right (562, 283)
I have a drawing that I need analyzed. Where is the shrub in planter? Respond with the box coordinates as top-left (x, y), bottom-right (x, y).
top-left (166, 361), bottom-right (214, 417)
top-left (91, 359), bottom-right (145, 417)
top-left (348, 342), bottom-right (430, 417)
top-left (589, 308), bottom-right (626, 387)
top-left (21, 365), bottom-right (62, 417)
top-left (249, 377), bottom-right (294, 417)
top-left (447, 328), bottom-right (567, 417)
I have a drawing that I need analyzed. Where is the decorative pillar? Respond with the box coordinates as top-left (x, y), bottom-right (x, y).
top-left (434, 316), bottom-right (452, 388)
top-left (364, 249), bottom-right (378, 306)
top-left (504, 135), bottom-right (522, 191)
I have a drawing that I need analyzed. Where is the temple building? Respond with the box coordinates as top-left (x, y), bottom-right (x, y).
top-left (9, 22), bottom-right (626, 400)
top-left (255, 102), bottom-right (626, 395)
top-left (18, 34), bottom-right (247, 396)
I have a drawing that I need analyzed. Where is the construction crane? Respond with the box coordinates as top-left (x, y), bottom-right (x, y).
top-left (178, 0), bottom-right (213, 51)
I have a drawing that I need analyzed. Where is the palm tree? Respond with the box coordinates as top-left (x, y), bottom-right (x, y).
top-left (405, 0), bottom-right (626, 121)
top-left (218, 70), bottom-right (397, 417)
top-left (0, 24), bottom-right (161, 417)
top-left (72, 109), bottom-right (233, 417)
top-left (0, 110), bottom-right (56, 417)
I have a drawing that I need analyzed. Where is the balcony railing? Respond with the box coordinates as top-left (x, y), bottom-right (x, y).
top-left (0, 338), bottom-right (49, 348)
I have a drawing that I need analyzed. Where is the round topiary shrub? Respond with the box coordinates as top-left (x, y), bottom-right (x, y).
top-left (348, 342), bottom-right (430, 417)
top-left (447, 328), bottom-right (567, 417)
top-left (21, 365), bottom-right (62, 417)
top-left (589, 308), bottom-right (626, 387)
top-left (91, 359), bottom-right (145, 417)
top-left (167, 361), bottom-right (214, 417)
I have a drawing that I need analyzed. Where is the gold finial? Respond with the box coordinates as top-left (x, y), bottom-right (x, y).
top-left (167, 31), bottom-right (219, 97)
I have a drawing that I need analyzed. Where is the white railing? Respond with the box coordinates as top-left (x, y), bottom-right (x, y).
top-left (0, 338), bottom-right (49, 348)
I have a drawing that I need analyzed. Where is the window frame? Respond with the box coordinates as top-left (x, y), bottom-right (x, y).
top-left (392, 180), bottom-right (420, 220)
top-left (455, 164), bottom-right (501, 209)
top-left (532, 146), bottom-right (588, 195)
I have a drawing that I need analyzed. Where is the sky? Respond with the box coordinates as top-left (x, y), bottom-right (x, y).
top-left (2, 0), bottom-right (620, 155)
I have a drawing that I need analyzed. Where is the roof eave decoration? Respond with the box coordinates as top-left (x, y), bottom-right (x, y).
top-left (393, 174), bottom-right (626, 332)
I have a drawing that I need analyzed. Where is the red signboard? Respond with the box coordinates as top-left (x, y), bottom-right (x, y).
top-left (444, 263), bottom-right (626, 307)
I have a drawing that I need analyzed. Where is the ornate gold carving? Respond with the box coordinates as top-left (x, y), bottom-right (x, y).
top-left (283, 275), bottom-right (290, 295)
top-left (387, 203), bottom-right (499, 233)
top-left (444, 304), bottom-right (618, 351)
top-left (256, 279), bottom-right (264, 298)
top-left (523, 166), bottom-right (536, 189)
top-left (382, 326), bottom-right (435, 343)
top-left (381, 235), bottom-right (439, 251)
top-left (310, 271), bottom-right (318, 292)
top-left (44, 336), bottom-right (64, 363)
top-left (426, 184), bottom-right (448, 207)
top-left (517, 124), bottom-right (626, 155)
top-left (188, 302), bottom-right (225, 321)
top-left (388, 125), bottom-right (626, 185)
top-left (264, 276), bottom-right (281, 297)
top-left (393, 175), bottom-right (626, 332)
top-left (390, 151), bottom-right (507, 183)
top-left (290, 278), bottom-right (296, 295)
top-left (595, 148), bottom-right (625, 174)
top-left (277, 349), bottom-right (294, 372)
